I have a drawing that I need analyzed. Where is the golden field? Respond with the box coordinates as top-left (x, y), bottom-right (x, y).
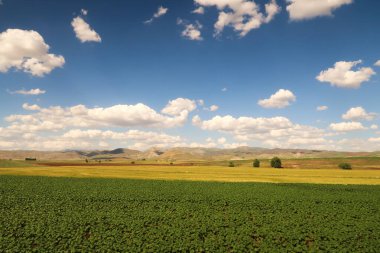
top-left (0, 164), bottom-right (379, 185)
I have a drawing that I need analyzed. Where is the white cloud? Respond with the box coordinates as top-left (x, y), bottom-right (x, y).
top-left (194, 0), bottom-right (280, 37)
top-left (0, 121), bottom-right (187, 150)
top-left (375, 60), bottom-right (380, 67)
top-left (317, 105), bottom-right (328, 111)
top-left (370, 124), bottom-right (378, 130)
top-left (0, 29), bottom-right (65, 76)
top-left (286, 0), bottom-right (353, 21)
top-left (145, 6), bottom-right (168, 24)
top-left (22, 103), bottom-right (41, 111)
top-left (178, 19), bottom-right (203, 41)
top-left (9, 88), bottom-right (46, 95)
top-left (369, 137), bottom-right (380, 143)
top-left (222, 87), bottom-right (227, 92)
top-left (71, 16), bottom-right (101, 43)
top-left (63, 129), bottom-right (182, 145)
top-left (161, 98), bottom-right (197, 116)
top-left (342, 107), bottom-right (376, 121)
top-left (81, 9), bottom-right (88, 16)
top-left (5, 99), bottom-right (196, 133)
top-left (329, 121), bottom-right (366, 132)
top-left (192, 114), bottom-right (330, 150)
top-left (197, 99), bottom-right (205, 106)
top-left (258, 89), bottom-right (296, 109)
top-left (192, 6), bottom-right (205, 14)
top-left (217, 137), bottom-right (226, 144)
top-left (210, 105), bottom-right (219, 112)
top-left (316, 60), bottom-right (375, 89)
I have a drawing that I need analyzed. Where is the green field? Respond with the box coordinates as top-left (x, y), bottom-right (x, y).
top-left (1, 175), bottom-right (379, 252)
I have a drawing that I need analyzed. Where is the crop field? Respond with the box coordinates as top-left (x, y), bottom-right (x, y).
top-left (0, 164), bottom-right (379, 185)
top-left (0, 176), bottom-right (379, 252)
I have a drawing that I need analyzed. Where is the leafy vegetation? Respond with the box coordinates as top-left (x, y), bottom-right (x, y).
top-left (228, 161), bottom-right (235, 167)
top-left (1, 176), bottom-right (379, 252)
top-left (339, 163), bottom-right (352, 170)
top-left (270, 157), bottom-right (282, 168)
top-left (253, 159), bottom-right (260, 167)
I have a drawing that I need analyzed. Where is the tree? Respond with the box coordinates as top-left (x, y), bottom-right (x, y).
top-left (253, 159), bottom-right (260, 168)
top-left (228, 161), bottom-right (235, 167)
top-left (339, 163), bottom-right (352, 170)
top-left (85, 159), bottom-right (88, 163)
top-left (270, 157), bottom-right (282, 168)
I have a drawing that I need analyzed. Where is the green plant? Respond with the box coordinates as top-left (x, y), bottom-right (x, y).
top-left (253, 159), bottom-right (260, 168)
top-left (339, 163), bottom-right (352, 170)
top-left (0, 176), bottom-right (378, 252)
top-left (270, 157), bottom-right (282, 168)
top-left (228, 161), bottom-right (235, 167)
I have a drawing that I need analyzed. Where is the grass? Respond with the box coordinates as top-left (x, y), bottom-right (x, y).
top-left (0, 165), bottom-right (379, 184)
top-left (1, 175), bottom-right (379, 252)
top-left (0, 159), bottom-right (37, 168)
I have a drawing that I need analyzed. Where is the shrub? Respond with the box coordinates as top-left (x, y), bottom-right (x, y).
top-left (339, 163), bottom-right (352, 170)
top-left (270, 157), bottom-right (282, 168)
top-left (253, 159), bottom-right (260, 168)
top-left (228, 161), bottom-right (235, 167)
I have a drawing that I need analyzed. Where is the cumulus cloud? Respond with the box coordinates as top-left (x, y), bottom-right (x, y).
top-left (8, 88), bottom-right (46, 95)
top-left (286, 0), bottom-right (353, 21)
top-left (192, 114), bottom-right (331, 149)
top-left (329, 122), bottom-right (366, 132)
top-left (317, 105), bottom-right (328, 111)
top-left (217, 137), bottom-right (226, 144)
top-left (375, 60), bottom-right (380, 67)
top-left (209, 105), bottom-right (219, 112)
top-left (5, 99), bottom-right (196, 133)
top-left (178, 19), bottom-right (203, 41)
top-left (0, 29), bottom-right (65, 76)
top-left (194, 0), bottom-right (280, 37)
top-left (316, 60), bottom-right (375, 89)
top-left (63, 129), bottom-right (182, 147)
top-left (161, 98), bottom-right (197, 116)
top-left (370, 124), bottom-right (378, 130)
top-left (258, 89), bottom-right (296, 109)
top-left (0, 128), bottom-right (186, 151)
top-left (222, 87), bottom-right (227, 92)
top-left (369, 137), bottom-right (380, 143)
top-left (22, 103), bottom-right (41, 111)
top-left (342, 107), bottom-right (376, 121)
top-left (71, 15), bottom-right (101, 43)
top-left (192, 6), bottom-right (205, 14)
top-left (145, 6), bottom-right (168, 24)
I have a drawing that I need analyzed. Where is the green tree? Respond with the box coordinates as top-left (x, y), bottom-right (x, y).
top-left (339, 163), bottom-right (352, 170)
top-left (270, 157), bottom-right (282, 168)
top-left (253, 159), bottom-right (260, 168)
top-left (228, 161), bottom-right (235, 167)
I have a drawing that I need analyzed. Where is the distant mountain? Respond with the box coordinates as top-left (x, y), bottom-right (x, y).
top-left (0, 147), bottom-right (379, 161)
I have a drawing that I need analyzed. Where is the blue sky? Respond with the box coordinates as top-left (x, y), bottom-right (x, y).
top-left (0, 0), bottom-right (379, 151)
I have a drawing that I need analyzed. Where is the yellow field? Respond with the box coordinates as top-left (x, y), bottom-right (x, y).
top-left (1, 165), bottom-right (380, 185)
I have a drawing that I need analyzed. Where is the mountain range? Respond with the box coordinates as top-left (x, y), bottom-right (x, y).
top-left (0, 147), bottom-right (379, 161)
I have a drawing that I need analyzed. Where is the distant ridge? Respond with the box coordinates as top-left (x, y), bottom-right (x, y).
top-left (0, 147), bottom-right (379, 161)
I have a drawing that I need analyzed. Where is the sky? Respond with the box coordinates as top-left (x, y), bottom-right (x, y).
top-left (0, 0), bottom-right (380, 151)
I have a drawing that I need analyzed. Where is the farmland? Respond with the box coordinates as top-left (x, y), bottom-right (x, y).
top-left (0, 157), bottom-right (380, 185)
top-left (1, 176), bottom-right (379, 252)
